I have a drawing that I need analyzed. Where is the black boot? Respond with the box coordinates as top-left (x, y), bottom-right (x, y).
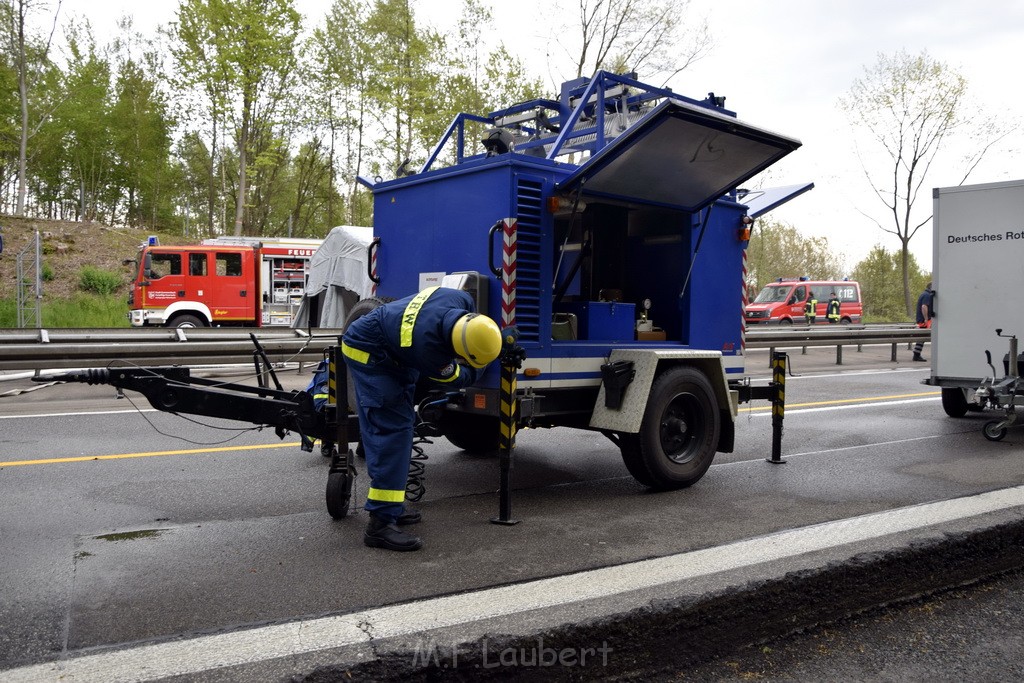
top-left (397, 507), bottom-right (422, 525)
top-left (912, 354), bottom-right (926, 362)
top-left (364, 515), bottom-right (423, 551)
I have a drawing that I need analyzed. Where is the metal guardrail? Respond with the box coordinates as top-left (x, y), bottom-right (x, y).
top-left (0, 328), bottom-right (346, 372)
top-left (0, 325), bottom-right (929, 372)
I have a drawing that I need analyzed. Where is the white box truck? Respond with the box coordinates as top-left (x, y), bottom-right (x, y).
top-left (927, 178), bottom-right (1024, 436)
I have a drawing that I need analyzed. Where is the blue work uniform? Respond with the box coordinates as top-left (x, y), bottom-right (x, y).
top-left (341, 287), bottom-right (483, 522)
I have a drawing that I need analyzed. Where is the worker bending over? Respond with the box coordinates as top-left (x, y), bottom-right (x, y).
top-left (341, 286), bottom-right (502, 551)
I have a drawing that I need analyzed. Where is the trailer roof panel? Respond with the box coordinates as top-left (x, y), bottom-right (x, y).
top-left (557, 99), bottom-right (802, 212)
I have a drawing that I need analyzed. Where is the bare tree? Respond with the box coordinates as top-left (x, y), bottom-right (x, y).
top-left (839, 49), bottom-right (1010, 315)
top-left (551, 0), bottom-right (711, 82)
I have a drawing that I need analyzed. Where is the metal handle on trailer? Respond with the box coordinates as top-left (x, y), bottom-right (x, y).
top-left (487, 221), bottom-right (503, 277)
top-left (366, 238), bottom-right (381, 284)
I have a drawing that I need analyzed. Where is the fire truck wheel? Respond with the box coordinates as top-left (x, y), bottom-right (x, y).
top-left (169, 314), bottom-right (205, 328)
top-left (619, 366), bottom-right (719, 490)
top-left (779, 318), bottom-right (793, 325)
top-left (983, 420), bottom-right (1008, 442)
top-left (326, 470), bottom-right (353, 519)
top-left (941, 387), bottom-right (970, 418)
top-left (439, 413), bottom-right (500, 454)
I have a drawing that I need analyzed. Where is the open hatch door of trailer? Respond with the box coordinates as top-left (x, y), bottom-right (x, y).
top-left (556, 99), bottom-right (803, 211)
top-left (738, 183), bottom-right (815, 218)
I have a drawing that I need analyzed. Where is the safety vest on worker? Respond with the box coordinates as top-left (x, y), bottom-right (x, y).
top-left (342, 286), bottom-right (485, 388)
top-left (827, 298), bottom-right (841, 322)
top-left (804, 297), bottom-right (818, 320)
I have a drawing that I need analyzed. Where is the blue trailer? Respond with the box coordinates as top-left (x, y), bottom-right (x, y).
top-left (355, 71), bottom-right (811, 491)
top-left (43, 72), bottom-right (813, 519)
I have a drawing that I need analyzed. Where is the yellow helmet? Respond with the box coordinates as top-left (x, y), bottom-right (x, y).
top-left (451, 313), bottom-right (502, 369)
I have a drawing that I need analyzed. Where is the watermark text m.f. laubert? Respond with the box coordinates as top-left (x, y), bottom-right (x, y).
top-left (412, 637), bottom-right (613, 669)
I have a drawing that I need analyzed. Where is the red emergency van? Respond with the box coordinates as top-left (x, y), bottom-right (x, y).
top-left (745, 278), bottom-right (862, 325)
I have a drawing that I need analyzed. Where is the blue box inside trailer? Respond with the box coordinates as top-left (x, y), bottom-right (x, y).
top-left (558, 301), bottom-right (636, 341)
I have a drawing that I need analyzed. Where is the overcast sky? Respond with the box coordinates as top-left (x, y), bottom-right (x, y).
top-left (57, 0), bottom-right (1024, 272)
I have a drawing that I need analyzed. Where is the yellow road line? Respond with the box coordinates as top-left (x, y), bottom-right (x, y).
top-left (739, 390), bottom-right (941, 413)
top-left (0, 441), bottom-right (302, 467)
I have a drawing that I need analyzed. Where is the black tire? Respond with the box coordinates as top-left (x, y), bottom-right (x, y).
top-left (983, 420), bottom-right (1007, 442)
top-left (326, 467), bottom-right (353, 519)
top-left (440, 413), bottom-right (500, 453)
top-left (341, 297), bottom-right (392, 409)
top-left (343, 297), bottom-right (392, 331)
top-left (779, 318), bottom-right (793, 325)
top-left (619, 366), bottom-right (720, 490)
top-left (168, 313), bottom-right (205, 328)
top-left (840, 317), bottom-right (852, 325)
top-left (941, 387), bottom-right (970, 418)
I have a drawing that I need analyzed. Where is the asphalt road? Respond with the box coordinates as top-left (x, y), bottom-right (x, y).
top-left (2, 343), bottom-right (1023, 680)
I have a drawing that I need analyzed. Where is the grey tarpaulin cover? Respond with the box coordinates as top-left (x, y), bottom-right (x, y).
top-left (292, 225), bottom-right (374, 329)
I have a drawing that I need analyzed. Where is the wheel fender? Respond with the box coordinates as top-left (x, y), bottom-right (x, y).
top-left (163, 301), bottom-right (212, 325)
top-left (588, 349), bottom-right (736, 434)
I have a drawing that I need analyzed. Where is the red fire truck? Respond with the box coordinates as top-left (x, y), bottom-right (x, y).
top-left (126, 236), bottom-right (322, 328)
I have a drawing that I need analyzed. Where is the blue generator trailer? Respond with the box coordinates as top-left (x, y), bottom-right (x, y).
top-left (354, 71), bottom-right (812, 492)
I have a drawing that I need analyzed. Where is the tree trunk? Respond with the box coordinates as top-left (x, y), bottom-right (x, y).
top-left (16, 0), bottom-right (28, 217)
top-left (233, 100), bottom-right (250, 237)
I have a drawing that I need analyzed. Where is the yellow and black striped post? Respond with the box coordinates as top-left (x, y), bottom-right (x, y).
top-left (766, 351), bottom-right (787, 464)
top-left (491, 334), bottom-right (521, 525)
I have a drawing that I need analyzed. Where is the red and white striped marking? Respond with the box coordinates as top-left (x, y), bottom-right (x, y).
top-left (501, 218), bottom-right (517, 328)
top-left (741, 247), bottom-right (748, 352)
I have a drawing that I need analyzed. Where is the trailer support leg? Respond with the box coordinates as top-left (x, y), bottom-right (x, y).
top-left (492, 331), bottom-right (525, 526)
top-left (326, 345), bottom-right (357, 519)
top-left (766, 351), bottom-right (787, 464)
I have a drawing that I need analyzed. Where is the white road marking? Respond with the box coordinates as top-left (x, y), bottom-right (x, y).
top-left (6, 484), bottom-right (1024, 683)
top-left (0, 409), bottom-right (156, 420)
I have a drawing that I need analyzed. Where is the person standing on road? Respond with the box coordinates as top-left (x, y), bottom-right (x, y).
top-left (804, 291), bottom-right (818, 325)
top-left (827, 292), bottom-right (841, 324)
top-left (342, 286), bottom-right (502, 552)
top-left (912, 282), bottom-right (933, 362)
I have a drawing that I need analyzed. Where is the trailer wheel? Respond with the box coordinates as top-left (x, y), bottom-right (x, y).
top-left (941, 387), bottom-right (970, 418)
top-left (619, 366), bottom-right (719, 490)
top-left (168, 313), bottom-right (205, 328)
top-left (983, 420), bottom-right (1008, 442)
top-left (439, 413), bottom-right (500, 454)
top-left (326, 466), bottom-right (354, 519)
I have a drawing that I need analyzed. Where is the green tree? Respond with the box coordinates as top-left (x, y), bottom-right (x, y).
top-left (59, 27), bottom-right (114, 222)
top-left (363, 0), bottom-right (442, 175)
top-left (109, 59), bottom-right (175, 228)
top-left (170, 0), bottom-right (301, 236)
top-left (2, 0), bottom-right (62, 216)
top-left (850, 244), bottom-right (930, 323)
top-left (839, 50), bottom-right (1009, 316)
top-left (305, 0), bottom-right (372, 226)
top-left (745, 218), bottom-right (844, 294)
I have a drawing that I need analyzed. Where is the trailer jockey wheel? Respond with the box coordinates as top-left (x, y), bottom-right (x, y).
top-left (326, 447), bottom-right (356, 519)
top-left (983, 420), bottom-right (1008, 442)
top-left (619, 366), bottom-right (719, 490)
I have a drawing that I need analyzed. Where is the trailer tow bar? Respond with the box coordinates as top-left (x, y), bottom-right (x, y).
top-left (492, 327), bottom-right (526, 525)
